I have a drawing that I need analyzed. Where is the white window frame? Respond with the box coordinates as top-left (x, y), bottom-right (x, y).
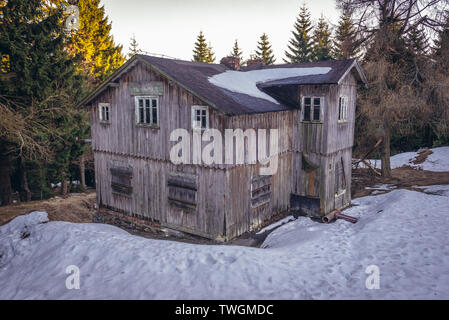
top-left (135, 96), bottom-right (159, 127)
top-left (338, 96), bottom-right (348, 123)
top-left (99, 102), bottom-right (110, 123)
top-left (302, 96), bottom-right (324, 123)
top-left (191, 105), bottom-right (209, 130)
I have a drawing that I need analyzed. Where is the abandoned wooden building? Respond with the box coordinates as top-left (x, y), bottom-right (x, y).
top-left (77, 54), bottom-right (367, 241)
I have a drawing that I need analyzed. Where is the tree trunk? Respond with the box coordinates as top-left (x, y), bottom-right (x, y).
top-left (381, 127), bottom-right (392, 177)
top-left (19, 157), bottom-right (31, 202)
top-left (0, 153), bottom-right (12, 206)
top-left (80, 153), bottom-right (86, 191)
top-left (61, 169), bottom-right (68, 196)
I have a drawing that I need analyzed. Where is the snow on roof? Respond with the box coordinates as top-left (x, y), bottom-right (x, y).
top-left (208, 67), bottom-right (332, 103)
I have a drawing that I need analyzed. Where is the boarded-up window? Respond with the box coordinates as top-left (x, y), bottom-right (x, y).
top-left (335, 158), bottom-right (346, 194)
top-left (167, 172), bottom-right (198, 211)
top-left (111, 165), bottom-right (133, 196)
top-left (251, 175), bottom-right (272, 207)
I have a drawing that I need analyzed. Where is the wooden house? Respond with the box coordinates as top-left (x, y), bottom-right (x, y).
top-left (78, 54), bottom-right (367, 241)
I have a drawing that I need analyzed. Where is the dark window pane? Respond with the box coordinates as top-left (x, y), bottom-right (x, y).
top-left (152, 99), bottom-right (158, 124)
top-left (313, 98), bottom-right (321, 121)
top-left (313, 105), bottom-right (320, 121)
top-left (304, 97), bottom-right (311, 105)
top-left (105, 107), bottom-right (109, 121)
top-left (201, 115), bottom-right (206, 128)
top-left (304, 105), bottom-right (311, 121)
top-left (145, 106), bottom-right (150, 124)
top-left (338, 98), bottom-right (342, 120)
top-left (139, 105), bottom-right (144, 124)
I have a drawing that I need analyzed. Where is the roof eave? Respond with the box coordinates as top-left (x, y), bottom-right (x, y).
top-left (75, 55), bottom-right (141, 108)
top-left (337, 59), bottom-right (368, 88)
top-left (76, 55), bottom-right (229, 116)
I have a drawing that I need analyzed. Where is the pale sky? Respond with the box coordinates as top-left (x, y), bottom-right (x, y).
top-left (102, 0), bottom-right (341, 62)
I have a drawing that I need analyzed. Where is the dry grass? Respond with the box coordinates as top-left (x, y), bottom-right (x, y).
top-left (0, 190), bottom-right (96, 226)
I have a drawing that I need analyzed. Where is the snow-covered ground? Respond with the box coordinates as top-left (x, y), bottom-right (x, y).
top-left (1, 186), bottom-right (449, 300)
top-left (359, 146), bottom-right (449, 171)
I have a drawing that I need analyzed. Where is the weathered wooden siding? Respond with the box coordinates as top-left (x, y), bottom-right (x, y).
top-left (88, 60), bottom-right (359, 239)
top-left (94, 151), bottom-right (226, 239)
top-left (89, 62), bottom-right (226, 165)
top-left (223, 111), bottom-right (295, 239)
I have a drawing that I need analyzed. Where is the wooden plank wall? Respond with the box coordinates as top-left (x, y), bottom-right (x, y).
top-left (89, 60), bottom-right (359, 239)
top-left (95, 151), bottom-right (226, 239)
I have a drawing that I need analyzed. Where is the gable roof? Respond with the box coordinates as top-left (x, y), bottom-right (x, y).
top-left (77, 55), bottom-right (367, 115)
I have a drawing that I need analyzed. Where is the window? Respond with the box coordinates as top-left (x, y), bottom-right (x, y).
top-left (302, 97), bottom-right (322, 122)
top-left (99, 103), bottom-right (110, 123)
top-left (111, 165), bottom-right (133, 196)
top-left (167, 172), bottom-right (198, 212)
top-left (334, 158), bottom-right (346, 195)
top-left (338, 96), bottom-right (348, 122)
top-left (135, 96), bottom-right (159, 126)
top-left (251, 175), bottom-right (272, 207)
top-left (191, 106), bottom-right (209, 129)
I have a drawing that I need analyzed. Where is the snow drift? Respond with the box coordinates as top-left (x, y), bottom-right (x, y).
top-left (1, 186), bottom-right (449, 300)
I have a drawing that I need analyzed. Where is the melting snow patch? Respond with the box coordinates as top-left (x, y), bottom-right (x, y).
top-left (209, 67), bottom-right (332, 103)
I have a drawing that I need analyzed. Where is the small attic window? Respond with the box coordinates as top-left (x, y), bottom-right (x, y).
top-left (99, 103), bottom-right (110, 123)
top-left (302, 97), bottom-right (322, 122)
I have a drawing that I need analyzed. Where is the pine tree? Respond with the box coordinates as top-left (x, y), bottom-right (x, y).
top-left (206, 42), bottom-right (216, 64)
top-left (255, 33), bottom-right (276, 65)
top-left (68, 0), bottom-right (125, 83)
top-left (0, 0), bottom-right (88, 203)
top-left (285, 4), bottom-right (313, 63)
top-left (433, 13), bottom-right (449, 72)
top-left (230, 39), bottom-right (243, 61)
top-left (311, 16), bottom-right (333, 61)
top-left (333, 9), bottom-right (359, 59)
top-left (406, 27), bottom-right (429, 58)
top-left (128, 34), bottom-right (141, 58)
top-left (192, 31), bottom-right (209, 63)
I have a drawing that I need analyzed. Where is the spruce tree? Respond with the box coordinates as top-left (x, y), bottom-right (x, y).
top-left (333, 9), bottom-right (359, 59)
top-left (311, 16), bottom-right (333, 61)
top-left (206, 42), bottom-right (216, 63)
top-left (0, 0), bottom-right (88, 203)
top-left (192, 31), bottom-right (209, 63)
top-left (285, 4), bottom-right (313, 63)
top-left (128, 34), bottom-right (141, 58)
top-left (406, 27), bottom-right (429, 57)
top-left (255, 33), bottom-right (276, 65)
top-left (433, 13), bottom-right (449, 72)
top-left (68, 0), bottom-right (125, 83)
top-left (230, 39), bottom-right (243, 61)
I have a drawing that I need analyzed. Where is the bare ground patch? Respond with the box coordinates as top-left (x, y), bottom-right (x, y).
top-left (0, 190), bottom-right (96, 226)
top-left (352, 166), bottom-right (449, 198)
